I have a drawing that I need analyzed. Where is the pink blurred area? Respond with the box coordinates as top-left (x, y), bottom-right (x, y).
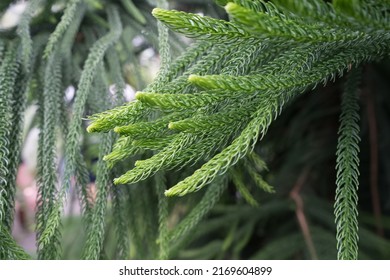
top-left (12, 162), bottom-right (38, 254)
top-left (12, 160), bottom-right (91, 255)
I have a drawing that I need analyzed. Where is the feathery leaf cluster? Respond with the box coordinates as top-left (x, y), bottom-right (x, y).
top-left (87, 0), bottom-right (390, 259)
top-left (89, 0), bottom-right (389, 194)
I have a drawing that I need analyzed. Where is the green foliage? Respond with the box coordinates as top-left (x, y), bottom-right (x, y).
top-left (335, 68), bottom-right (361, 260)
top-left (17, 0), bottom-right (45, 72)
top-left (0, 227), bottom-right (30, 260)
top-left (0, 0), bottom-right (390, 260)
top-left (87, 0), bottom-right (389, 259)
top-left (43, 0), bottom-right (82, 58)
top-left (36, 49), bottom-right (63, 260)
top-left (90, 1), bottom-right (389, 197)
top-left (0, 42), bottom-right (20, 231)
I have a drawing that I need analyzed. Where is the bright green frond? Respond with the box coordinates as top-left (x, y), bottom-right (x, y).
top-left (225, 2), bottom-right (363, 42)
top-left (103, 136), bottom-right (140, 167)
top-left (135, 92), bottom-right (223, 111)
top-left (114, 134), bottom-right (195, 185)
top-left (230, 168), bottom-right (260, 207)
top-left (87, 101), bottom-right (146, 133)
top-left (165, 105), bottom-right (275, 197)
top-left (152, 8), bottom-right (251, 40)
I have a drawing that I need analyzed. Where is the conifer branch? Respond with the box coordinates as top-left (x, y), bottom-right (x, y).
top-left (169, 177), bottom-right (228, 244)
top-left (156, 172), bottom-right (169, 259)
top-left (63, 5), bottom-right (122, 193)
top-left (145, 40), bottom-right (214, 92)
top-left (0, 44), bottom-right (20, 230)
top-left (155, 0), bottom-right (170, 260)
top-left (165, 104), bottom-right (276, 196)
top-left (334, 68), bottom-right (361, 260)
top-left (37, 6), bottom-right (122, 260)
top-left (17, 0), bottom-right (45, 72)
top-left (230, 168), bottom-right (260, 207)
top-left (0, 227), bottom-right (31, 260)
top-left (36, 49), bottom-right (63, 260)
top-left (43, 0), bottom-right (83, 58)
top-left (152, 8), bottom-right (251, 40)
top-left (225, 2), bottom-right (363, 42)
top-left (120, 0), bottom-right (147, 24)
top-left (87, 2), bottom-right (390, 211)
top-left (111, 184), bottom-right (130, 259)
top-left (87, 101), bottom-right (146, 133)
top-left (83, 63), bottom-right (119, 260)
top-left (103, 136), bottom-right (141, 167)
top-left (4, 68), bottom-right (28, 230)
top-left (82, 132), bottom-right (114, 260)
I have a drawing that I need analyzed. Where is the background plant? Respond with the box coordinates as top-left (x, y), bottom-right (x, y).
top-left (1, 0), bottom-right (390, 260)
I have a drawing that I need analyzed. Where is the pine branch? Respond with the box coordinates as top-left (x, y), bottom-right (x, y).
top-left (87, 101), bottom-right (146, 133)
top-left (75, 153), bottom-right (93, 223)
top-left (113, 134), bottom-right (195, 185)
top-left (124, 185), bottom-right (146, 259)
top-left (134, 91), bottom-right (224, 111)
top-left (83, 63), bottom-right (118, 260)
top-left (0, 43), bottom-right (20, 231)
top-left (244, 161), bottom-right (274, 194)
top-left (225, 2), bottom-right (363, 42)
top-left (230, 168), bottom-right (259, 207)
top-left (165, 101), bottom-right (278, 196)
top-left (0, 226), bottom-right (31, 260)
top-left (82, 132), bottom-right (114, 260)
top-left (36, 5), bottom-right (122, 260)
top-left (111, 184), bottom-right (130, 259)
top-left (17, 0), bottom-right (46, 72)
top-left (36, 49), bottom-right (63, 260)
top-left (169, 176), bottom-right (228, 244)
top-left (43, 0), bottom-right (83, 58)
top-left (152, 8), bottom-right (252, 40)
top-left (156, 172), bottom-right (169, 259)
top-left (333, 0), bottom-right (390, 30)
top-left (334, 68), bottom-right (361, 260)
top-left (145, 40), bottom-right (214, 92)
top-left (120, 0), bottom-right (147, 24)
top-left (155, 0), bottom-right (170, 260)
top-left (62, 5), bottom-right (122, 196)
top-left (84, 2), bottom-right (389, 209)
top-left (4, 67), bottom-right (28, 231)
top-left (103, 136), bottom-right (141, 167)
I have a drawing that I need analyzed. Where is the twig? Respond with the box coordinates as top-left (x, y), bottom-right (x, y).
top-left (289, 168), bottom-right (318, 260)
top-left (366, 87), bottom-right (384, 237)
